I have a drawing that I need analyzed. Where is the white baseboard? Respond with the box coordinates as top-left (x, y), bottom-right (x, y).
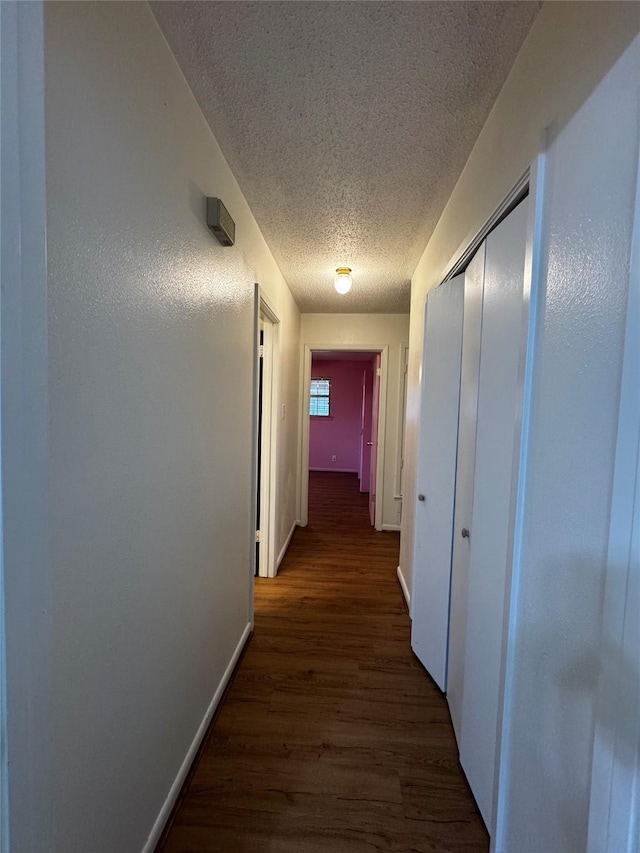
top-left (382, 523), bottom-right (401, 532)
top-left (141, 621), bottom-right (252, 853)
top-left (277, 519), bottom-right (298, 569)
top-left (309, 467), bottom-right (358, 473)
top-left (397, 566), bottom-right (411, 613)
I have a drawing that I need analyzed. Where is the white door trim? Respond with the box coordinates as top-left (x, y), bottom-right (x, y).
top-left (443, 169), bottom-right (530, 285)
top-left (259, 301), bottom-right (280, 579)
top-left (492, 148), bottom-right (547, 847)
top-left (394, 344), bottom-right (409, 519)
top-left (251, 287), bottom-right (281, 583)
top-left (299, 344), bottom-right (388, 530)
top-left (0, 2), bottom-right (52, 849)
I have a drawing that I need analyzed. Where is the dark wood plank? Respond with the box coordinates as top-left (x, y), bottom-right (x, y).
top-left (158, 472), bottom-right (488, 852)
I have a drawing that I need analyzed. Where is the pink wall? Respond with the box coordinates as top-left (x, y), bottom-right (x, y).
top-left (309, 358), bottom-right (373, 475)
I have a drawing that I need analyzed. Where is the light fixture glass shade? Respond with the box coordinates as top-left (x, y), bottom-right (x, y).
top-left (334, 267), bottom-right (352, 295)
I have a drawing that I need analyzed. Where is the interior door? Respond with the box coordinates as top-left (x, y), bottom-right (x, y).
top-left (447, 244), bottom-right (485, 740)
top-left (359, 369), bottom-right (367, 487)
top-left (369, 354), bottom-right (381, 526)
top-left (410, 274), bottom-right (465, 691)
top-left (360, 365), bottom-right (374, 493)
top-left (459, 197), bottom-right (529, 829)
top-left (255, 326), bottom-right (264, 576)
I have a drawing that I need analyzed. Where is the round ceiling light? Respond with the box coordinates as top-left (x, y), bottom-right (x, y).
top-left (334, 267), bottom-right (352, 295)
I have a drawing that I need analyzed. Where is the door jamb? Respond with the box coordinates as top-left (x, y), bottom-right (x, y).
top-left (394, 344), bottom-right (409, 526)
top-left (491, 153), bottom-right (544, 845)
top-left (0, 3), bottom-right (52, 848)
top-left (251, 289), bottom-right (280, 583)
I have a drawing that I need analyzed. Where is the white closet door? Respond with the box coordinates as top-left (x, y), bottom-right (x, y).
top-left (411, 274), bottom-right (464, 691)
top-left (459, 197), bottom-right (529, 829)
top-left (447, 244), bottom-right (485, 742)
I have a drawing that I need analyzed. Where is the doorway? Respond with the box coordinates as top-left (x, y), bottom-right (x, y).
top-left (253, 293), bottom-right (280, 579)
top-left (300, 347), bottom-right (387, 529)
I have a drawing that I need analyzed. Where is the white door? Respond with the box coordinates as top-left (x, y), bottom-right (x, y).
top-left (447, 244), bottom-right (485, 741)
top-left (410, 274), bottom-right (465, 691)
top-left (459, 198), bottom-right (529, 829)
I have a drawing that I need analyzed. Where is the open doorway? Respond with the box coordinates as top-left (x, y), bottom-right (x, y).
top-left (301, 348), bottom-right (386, 529)
top-left (253, 293), bottom-right (280, 579)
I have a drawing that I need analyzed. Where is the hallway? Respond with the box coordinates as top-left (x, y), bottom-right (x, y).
top-left (160, 473), bottom-right (488, 852)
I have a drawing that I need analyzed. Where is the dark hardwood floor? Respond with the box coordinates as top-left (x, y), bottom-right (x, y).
top-left (159, 472), bottom-right (488, 852)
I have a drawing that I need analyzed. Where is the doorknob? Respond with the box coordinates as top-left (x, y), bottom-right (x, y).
top-left (366, 441), bottom-right (373, 446)
top-left (461, 528), bottom-right (470, 539)
top-left (418, 494), bottom-right (425, 502)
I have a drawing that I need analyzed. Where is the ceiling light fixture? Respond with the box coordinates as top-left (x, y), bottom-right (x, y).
top-left (334, 267), bottom-right (353, 295)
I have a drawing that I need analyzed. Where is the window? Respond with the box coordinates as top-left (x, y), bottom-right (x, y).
top-left (310, 377), bottom-right (331, 416)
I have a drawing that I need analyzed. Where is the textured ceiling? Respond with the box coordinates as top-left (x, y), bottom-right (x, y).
top-left (152, 1), bottom-right (540, 313)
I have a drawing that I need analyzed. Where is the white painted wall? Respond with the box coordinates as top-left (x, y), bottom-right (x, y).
top-left (399, 3), bottom-right (640, 850)
top-left (300, 314), bottom-right (409, 531)
top-left (39, 3), bottom-right (300, 851)
top-left (495, 38), bottom-right (640, 852)
top-left (400, 0), bottom-right (640, 597)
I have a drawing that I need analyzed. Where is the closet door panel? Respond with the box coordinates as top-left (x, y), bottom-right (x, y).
top-left (410, 274), bottom-right (464, 692)
top-left (459, 197), bottom-right (529, 829)
top-left (447, 244), bottom-right (485, 742)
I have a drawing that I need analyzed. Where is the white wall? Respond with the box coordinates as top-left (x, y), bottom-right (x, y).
top-left (39, 3), bottom-right (300, 851)
top-left (400, 0), bottom-right (640, 597)
top-left (496, 38), bottom-right (640, 852)
top-left (399, 3), bottom-right (640, 850)
top-left (300, 314), bottom-right (409, 530)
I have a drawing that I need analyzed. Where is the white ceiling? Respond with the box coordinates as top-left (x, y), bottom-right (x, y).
top-left (152, 1), bottom-right (540, 314)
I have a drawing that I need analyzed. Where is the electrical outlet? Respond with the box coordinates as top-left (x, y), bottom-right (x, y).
top-left (331, 454), bottom-right (337, 461)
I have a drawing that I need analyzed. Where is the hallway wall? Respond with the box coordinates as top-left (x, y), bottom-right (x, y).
top-left (301, 314), bottom-right (409, 530)
top-left (497, 41), bottom-right (640, 852)
top-left (400, 4), bottom-right (640, 850)
top-left (39, 3), bottom-right (300, 852)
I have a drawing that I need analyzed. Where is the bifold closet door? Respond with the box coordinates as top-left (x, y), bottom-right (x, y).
top-left (447, 244), bottom-right (485, 742)
top-left (411, 274), bottom-right (464, 692)
top-left (459, 197), bottom-right (529, 830)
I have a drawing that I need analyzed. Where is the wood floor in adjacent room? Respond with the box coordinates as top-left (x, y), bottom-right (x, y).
top-left (159, 472), bottom-right (488, 852)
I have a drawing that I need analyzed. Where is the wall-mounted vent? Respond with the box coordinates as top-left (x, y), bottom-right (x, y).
top-left (206, 197), bottom-right (235, 247)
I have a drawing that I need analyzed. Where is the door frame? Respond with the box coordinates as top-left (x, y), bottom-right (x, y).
top-left (490, 152), bottom-right (545, 843)
top-left (368, 353), bottom-right (382, 527)
top-left (0, 2), bottom-right (52, 849)
top-left (299, 344), bottom-right (389, 530)
top-left (251, 288), bottom-right (280, 586)
top-left (394, 345), bottom-right (409, 522)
